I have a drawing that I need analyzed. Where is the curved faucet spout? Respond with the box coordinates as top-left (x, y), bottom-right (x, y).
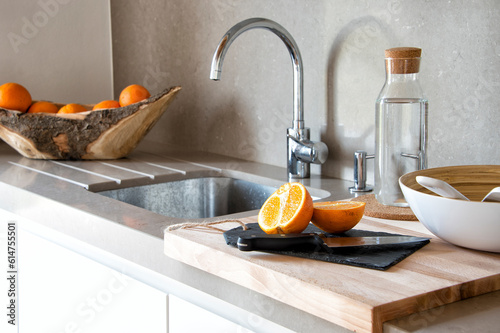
top-left (210, 17), bottom-right (304, 132)
top-left (210, 18), bottom-right (328, 178)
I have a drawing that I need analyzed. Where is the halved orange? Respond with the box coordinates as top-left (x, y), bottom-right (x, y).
top-left (311, 201), bottom-right (365, 233)
top-left (258, 182), bottom-right (313, 234)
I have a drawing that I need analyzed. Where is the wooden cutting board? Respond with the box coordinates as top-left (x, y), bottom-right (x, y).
top-left (163, 216), bottom-right (500, 333)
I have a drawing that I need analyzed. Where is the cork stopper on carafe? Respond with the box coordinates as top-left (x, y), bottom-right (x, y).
top-left (385, 47), bottom-right (421, 74)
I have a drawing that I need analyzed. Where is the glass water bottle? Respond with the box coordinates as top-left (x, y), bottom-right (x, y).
top-left (375, 47), bottom-right (428, 207)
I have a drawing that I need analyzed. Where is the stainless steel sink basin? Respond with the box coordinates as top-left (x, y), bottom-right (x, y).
top-left (97, 177), bottom-right (278, 219)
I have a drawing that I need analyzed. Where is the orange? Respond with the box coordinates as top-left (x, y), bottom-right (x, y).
top-left (311, 201), bottom-right (366, 234)
top-left (258, 182), bottom-right (313, 234)
top-left (27, 101), bottom-right (59, 114)
top-left (119, 84), bottom-right (150, 107)
top-left (57, 103), bottom-right (88, 114)
top-left (0, 82), bottom-right (32, 112)
top-left (92, 100), bottom-right (120, 111)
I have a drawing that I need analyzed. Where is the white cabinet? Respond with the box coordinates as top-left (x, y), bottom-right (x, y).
top-left (16, 226), bottom-right (167, 333)
top-left (0, 209), bottom-right (276, 333)
top-left (168, 294), bottom-right (252, 333)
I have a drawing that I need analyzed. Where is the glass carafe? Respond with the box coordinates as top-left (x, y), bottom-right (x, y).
top-left (375, 47), bottom-right (428, 207)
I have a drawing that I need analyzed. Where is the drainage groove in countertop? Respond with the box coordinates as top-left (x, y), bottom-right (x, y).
top-left (6, 152), bottom-right (223, 191)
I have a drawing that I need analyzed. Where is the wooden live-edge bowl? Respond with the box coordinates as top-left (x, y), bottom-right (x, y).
top-left (0, 86), bottom-right (181, 160)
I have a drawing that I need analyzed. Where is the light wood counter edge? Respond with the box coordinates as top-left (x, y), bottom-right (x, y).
top-left (164, 216), bottom-right (500, 333)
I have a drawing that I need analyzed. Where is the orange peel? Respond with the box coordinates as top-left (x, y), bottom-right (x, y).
top-left (311, 201), bottom-right (365, 233)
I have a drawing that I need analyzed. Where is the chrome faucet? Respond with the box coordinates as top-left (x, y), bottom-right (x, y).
top-left (210, 18), bottom-right (328, 179)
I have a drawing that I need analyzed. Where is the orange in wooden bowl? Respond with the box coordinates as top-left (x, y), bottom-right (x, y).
top-left (58, 103), bottom-right (88, 114)
top-left (92, 100), bottom-right (120, 110)
top-left (311, 201), bottom-right (366, 233)
top-left (119, 84), bottom-right (151, 107)
top-left (0, 82), bottom-right (32, 112)
top-left (27, 101), bottom-right (59, 114)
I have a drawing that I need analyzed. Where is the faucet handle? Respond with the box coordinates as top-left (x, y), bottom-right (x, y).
top-left (309, 141), bottom-right (329, 164)
top-left (287, 134), bottom-right (329, 164)
top-left (349, 150), bottom-right (374, 193)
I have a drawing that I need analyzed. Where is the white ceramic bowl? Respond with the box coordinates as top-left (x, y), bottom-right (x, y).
top-left (399, 165), bottom-right (500, 253)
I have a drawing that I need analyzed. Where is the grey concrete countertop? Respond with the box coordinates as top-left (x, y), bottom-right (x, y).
top-left (0, 141), bottom-right (498, 332)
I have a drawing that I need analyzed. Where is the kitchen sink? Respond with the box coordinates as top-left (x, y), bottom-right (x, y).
top-left (96, 176), bottom-right (279, 219)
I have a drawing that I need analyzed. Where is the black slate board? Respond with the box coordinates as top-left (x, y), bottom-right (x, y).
top-left (224, 223), bottom-right (430, 271)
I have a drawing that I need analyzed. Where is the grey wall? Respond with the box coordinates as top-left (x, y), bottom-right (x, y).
top-left (0, 0), bottom-right (113, 104)
top-left (111, 0), bottom-right (500, 182)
